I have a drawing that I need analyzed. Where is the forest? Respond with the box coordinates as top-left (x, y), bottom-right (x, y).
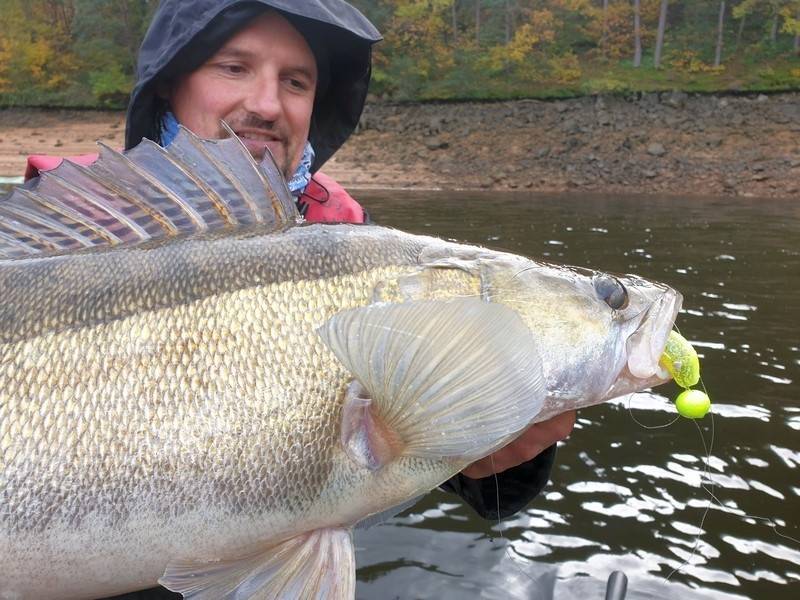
top-left (0, 0), bottom-right (798, 107)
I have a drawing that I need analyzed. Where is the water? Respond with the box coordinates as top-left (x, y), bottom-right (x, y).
top-left (352, 191), bottom-right (800, 600)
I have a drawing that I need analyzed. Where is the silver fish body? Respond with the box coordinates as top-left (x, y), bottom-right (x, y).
top-left (0, 223), bottom-right (679, 599)
top-left (0, 127), bottom-right (681, 599)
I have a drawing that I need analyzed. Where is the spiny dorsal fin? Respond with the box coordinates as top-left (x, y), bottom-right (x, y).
top-left (0, 123), bottom-right (299, 259)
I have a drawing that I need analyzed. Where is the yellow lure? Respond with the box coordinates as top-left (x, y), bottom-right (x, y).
top-left (659, 330), bottom-right (711, 419)
top-left (659, 330), bottom-right (700, 388)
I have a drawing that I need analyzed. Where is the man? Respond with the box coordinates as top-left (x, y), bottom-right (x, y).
top-left (63, 1), bottom-right (574, 597)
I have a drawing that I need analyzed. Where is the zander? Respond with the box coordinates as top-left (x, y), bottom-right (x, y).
top-left (0, 126), bottom-right (681, 599)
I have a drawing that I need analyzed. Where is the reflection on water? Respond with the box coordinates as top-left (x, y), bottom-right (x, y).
top-left (354, 191), bottom-right (799, 600)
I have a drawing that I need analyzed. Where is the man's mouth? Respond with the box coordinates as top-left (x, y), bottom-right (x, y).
top-left (235, 130), bottom-right (284, 160)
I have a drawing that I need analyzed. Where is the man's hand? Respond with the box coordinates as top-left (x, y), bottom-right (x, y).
top-left (460, 410), bottom-right (576, 479)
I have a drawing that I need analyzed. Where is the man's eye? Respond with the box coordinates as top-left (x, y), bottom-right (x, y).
top-left (219, 64), bottom-right (245, 75)
top-left (287, 78), bottom-right (308, 90)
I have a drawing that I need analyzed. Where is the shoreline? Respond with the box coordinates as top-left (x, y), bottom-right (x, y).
top-left (1, 91), bottom-right (798, 199)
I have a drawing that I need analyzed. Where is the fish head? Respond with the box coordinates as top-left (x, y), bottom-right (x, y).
top-left (476, 252), bottom-right (682, 419)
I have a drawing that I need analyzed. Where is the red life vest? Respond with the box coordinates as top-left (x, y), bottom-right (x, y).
top-left (24, 154), bottom-right (366, 225)
top-left (25, 153), bottom-right (99, 182)
top-left (299, 171), bottom-right (366, 224)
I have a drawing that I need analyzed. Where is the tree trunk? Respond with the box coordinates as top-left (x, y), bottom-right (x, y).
top-left (504, 0), bottom-right (512, 45)
top-left (602, 0), bottom-right (609, 58)
top-left (633, 0), bottom-right (642, 67)
top-left (796, 11), bottom-right (800, 55)
top-left (735, 12), bottom-right (746, 53)
top-left (654, 0), bottom-right (668, 68)
top-left (770, 12), bottom-right (779, 45)
top-left (452, 0), bottom-right (458, 44)
top-left (714, 1), bottom-right (726, 67)
top-left (475, 0), bottom-right (481, 45)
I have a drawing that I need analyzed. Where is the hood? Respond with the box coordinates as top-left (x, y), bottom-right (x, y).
top-left (124, 0), bottom-right (382, 171)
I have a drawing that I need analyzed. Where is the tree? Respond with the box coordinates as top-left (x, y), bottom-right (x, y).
top-left (452, 0), bottom-right (459, 42)
top-left (714, 1), bottom-right (727, 66)
top-left (733, 0), bottom-right (793, 46)
top-left (779, 1), bottom-right (800, 53)
top-left (653, 0), bottom-right (669, 67)
top-left (476, 0), bottom-right (482, 44)
top-left (633, 0), bottom-right (642, 66)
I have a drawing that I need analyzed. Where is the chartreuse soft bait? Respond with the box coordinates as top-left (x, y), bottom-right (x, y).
top-left (659, 330), bottom-right (711, 418)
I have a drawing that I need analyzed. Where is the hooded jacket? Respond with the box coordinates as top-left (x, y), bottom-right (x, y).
top-left (125, 0), bottom-right (381, 172)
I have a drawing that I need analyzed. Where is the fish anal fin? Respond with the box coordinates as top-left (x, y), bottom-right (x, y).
top-left (159, 528), bottom-right (355, 600)
top-left (341, 381), bottom-right (403, 471)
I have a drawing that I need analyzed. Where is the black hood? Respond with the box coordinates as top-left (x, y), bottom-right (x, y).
top-left (125, 0), bottom-right (381, 171)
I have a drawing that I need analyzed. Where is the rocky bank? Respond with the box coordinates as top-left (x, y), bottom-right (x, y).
top-left (1, 91), bottom-right (798, 198)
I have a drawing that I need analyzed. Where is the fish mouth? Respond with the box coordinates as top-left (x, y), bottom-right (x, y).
top-left (626, 287), bottom-right (682, 380)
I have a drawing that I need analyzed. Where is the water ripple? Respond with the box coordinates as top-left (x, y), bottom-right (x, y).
top-left (670, 520), bottom-right (706, 536)
top-left (722, 303), bottom-right (757, 311)
top-left (748, 479), bottom-right (785, 499)
top-left (566, 481), bottom-right (633, 496)
top-left (734, 569), bottom-right (788, 584)
top-left (722, 535), bottom-right (800, 566)
top-left (713, 310), bottom-right (748, 321)
top-left (756, 373), bottom-right (793, 384)
top-left (770, 446), bottom-right (800, 468)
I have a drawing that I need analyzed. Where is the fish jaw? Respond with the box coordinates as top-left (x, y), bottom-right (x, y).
top-left (611, 283), bottom-right (684, 399)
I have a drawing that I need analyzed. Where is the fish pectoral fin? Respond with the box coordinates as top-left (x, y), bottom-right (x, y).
top-left (158, 528), bottom-right (355, 600)
top-left (318, 298), bottom-right (545, 463)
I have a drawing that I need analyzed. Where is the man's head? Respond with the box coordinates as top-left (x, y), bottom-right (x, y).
top-left (168, 10), bottom-right (318, 178)
top-left (125, 0), bottom-right (381, 174)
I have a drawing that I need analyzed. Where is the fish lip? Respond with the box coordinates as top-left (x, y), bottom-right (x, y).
top-left (625, 287), bottom-right (682, 381)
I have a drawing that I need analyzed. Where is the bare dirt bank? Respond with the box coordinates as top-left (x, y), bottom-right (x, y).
top-left (1, 91), bottom-right (798, 198)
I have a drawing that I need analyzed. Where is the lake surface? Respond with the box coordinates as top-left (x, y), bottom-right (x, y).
top-left (352, 191), bottom-right (799, 600)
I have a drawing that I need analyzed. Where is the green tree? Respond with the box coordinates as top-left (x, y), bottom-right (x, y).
top-left (72, 0), bottom-right (158, 104)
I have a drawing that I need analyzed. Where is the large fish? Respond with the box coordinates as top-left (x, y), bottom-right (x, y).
top-left (0, 126), bottom-right (680, 599)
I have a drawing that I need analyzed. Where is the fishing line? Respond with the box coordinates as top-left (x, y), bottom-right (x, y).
top-left (625, 395), bottom-right (680, 429)
top-left (627, 374), bottom-right (800, 583)
top-left (664, 375), bottom-right (715, 582)
top-left (488, 456), bottom-right (542, 588)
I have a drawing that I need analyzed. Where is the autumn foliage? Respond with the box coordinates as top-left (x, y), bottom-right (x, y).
top-left (0, 0), bottom-right (798, 107)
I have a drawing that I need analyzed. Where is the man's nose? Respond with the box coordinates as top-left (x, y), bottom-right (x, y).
top-left (242, 74), bottom-right (282, 122)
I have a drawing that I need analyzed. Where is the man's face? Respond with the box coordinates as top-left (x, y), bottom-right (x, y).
top-left (169, 11), bottom-right (317, 178)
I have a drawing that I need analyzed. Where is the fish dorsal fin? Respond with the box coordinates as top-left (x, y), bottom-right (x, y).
top-left (0, 123), bottom-right (298, 259)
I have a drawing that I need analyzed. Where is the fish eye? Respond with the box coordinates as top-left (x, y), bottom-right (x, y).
top-left (593, 275), bottom-right (629, 310)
